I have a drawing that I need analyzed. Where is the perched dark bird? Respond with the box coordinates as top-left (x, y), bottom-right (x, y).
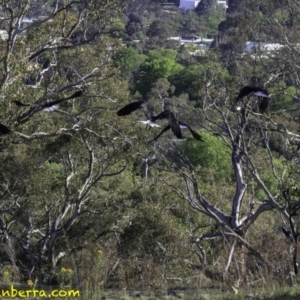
top-left (14, 91), bottom-right (83, 110)
top-left (236, 86), bottom-right (269, 101)
top-left (0, 123), bottom-right (10, 135)
top-left (149, 110), bottom-right (203, 142)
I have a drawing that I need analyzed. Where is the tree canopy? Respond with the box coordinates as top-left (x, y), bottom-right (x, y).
top-left (1, 0), bottom-right (300, 296)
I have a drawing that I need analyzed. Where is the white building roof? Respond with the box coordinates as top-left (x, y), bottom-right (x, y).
top-left (179, 0), bottom-right (200, 9)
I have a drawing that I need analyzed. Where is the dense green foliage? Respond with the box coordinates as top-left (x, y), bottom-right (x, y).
top-left (113, 47), bottom-right (146, 77)
top-left (1, 0), bottom-right (300, 295)
top-left (184, 131), bottom-right (233, 184)
top-left (135, 48), bottom-right (184, 95)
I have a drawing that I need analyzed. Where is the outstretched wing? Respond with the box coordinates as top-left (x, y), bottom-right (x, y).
top-left (236, 86), bottom-right (269, 101)
top-left (179, 122), bottom-right (203, 141)
top-left (139, 120), bottom-right (161, 127)
top-left (30, 91), bottom-right (83, 109)
top-left (258, 97), bottom-right (270, 114)
top-left (14, 100), bottom-right (30, 107)
top-left (42, 90), bottom-right (83, 108)
top-left (169, 114), bottom-right (182, 139)
top-left (148, 125), bottom-right (171, 142)
top-left (117, 101), bottom-right (146, 116)
top-left (151, 110), bottom-right (182, 139)
top-left (0, 123), bottom-right (10, 135)
top-left (253, 87), bottom-right (269, 98)
top-left (236, 86), bottom-right (257, 100)
top-left (151, 110), bottom-right (172, 122)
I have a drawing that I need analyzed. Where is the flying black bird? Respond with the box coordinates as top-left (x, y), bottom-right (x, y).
top-left (179, 121), bottom-right (203, 141)
top-left (14, 100), bottom-right (29, 107)
top-left (148, 124), bottom-right (177, 142)
top-left (117, 100), bottom-right (159, 127)
top-left (149, 110), bottom-right (203, 142)
top-left (0, 123), bottom-right (10, 135)
top-left (150, 110), bottom-right (182, 139)
top-left (149, 121), bottom-right (203, 143)
top-left (258, 97), bottom-right (270, 114)
top-left (14, 91), bottom-right (83, 109)
top-left (235, 86), bottom-right (270, 114)
top-left (117, 103), bottom-right (202, 140)
top-left (117, 100), bottom-right (147, 116)
top-left (138, 120), bottom-right (161, 127)
top-left (236, 86), bottom-right (269, 101)
top-left (34, 90), bottom-right (83, 108)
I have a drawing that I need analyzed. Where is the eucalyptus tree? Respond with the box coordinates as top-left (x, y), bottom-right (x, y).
top-left (150, 1), bottom-right (300, 286)
top-left (0, 0), bottom-right (135, 280)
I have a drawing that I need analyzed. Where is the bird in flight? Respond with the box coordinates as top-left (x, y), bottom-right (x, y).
top-left (149, 110), bottom-right (203, 142)
top-left (235, 86), bottom-right (270, 114)
top-left (257, 97), bottom-right (270, 114)
top-left (178, 121), bottom-right (204, 141)
top-left (236, 86), bottom-right (269, 100)
top-left (117, 100), bottom-right (158, 127)
top-left (117, 100), bottom-right (148, 116)
top-left (14, 91), bottom-right (83, 110)
top-left (0, 123), bottom-right (10, 135)
top-left (117, 102), bottom-right (202, 141)
top-left (138, 120), bottom-right (161, 128)
top-left (150, 110), bottom-right (183, 139)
